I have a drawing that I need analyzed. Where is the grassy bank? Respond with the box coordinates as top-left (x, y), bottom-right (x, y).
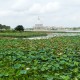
top-left (0, 36), bottom-right (80, 80)
top-left (0, 31), bottom-right (47, 38)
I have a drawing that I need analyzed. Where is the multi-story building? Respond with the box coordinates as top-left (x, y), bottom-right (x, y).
top-left (33, 17), bottom-right (50, 31)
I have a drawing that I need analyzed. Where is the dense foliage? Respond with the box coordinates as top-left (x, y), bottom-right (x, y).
top-left (0, 24), bottom-right (10, 30)
top-left (0, 36), bottom-right (80, 80)
top-left (15, 25), bottom-right (24, 31)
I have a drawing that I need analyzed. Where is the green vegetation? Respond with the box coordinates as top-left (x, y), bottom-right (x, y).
top-left (15, 25), bottom-right (24, 31)
top-left (0, 36), bottom-right (80, 80)
top-left (0, 24), bottom-right (10, 30)
top-left (0, 31), bottom-right (47, 38)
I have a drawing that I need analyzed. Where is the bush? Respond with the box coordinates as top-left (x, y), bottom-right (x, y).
top-left (15, 25), bottom-right (24, 31)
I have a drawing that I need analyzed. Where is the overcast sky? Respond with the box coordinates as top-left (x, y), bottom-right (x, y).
top-left (0, 0), bottom-right (80, 28)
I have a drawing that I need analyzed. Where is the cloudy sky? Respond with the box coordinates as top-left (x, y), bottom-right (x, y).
top-left (0, 0), bottom-right (80, 28)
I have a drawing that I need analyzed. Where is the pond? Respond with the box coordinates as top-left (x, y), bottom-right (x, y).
top-left (26, 32), bottom-right (80, 40)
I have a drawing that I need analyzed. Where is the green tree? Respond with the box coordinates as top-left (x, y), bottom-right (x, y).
top-left (15, 25), bottom-right (24, 31)
top-left (0, 24), bottom-right (10, 30)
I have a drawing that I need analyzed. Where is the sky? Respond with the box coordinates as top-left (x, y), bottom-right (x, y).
top-left (0, 0), bottom-right (80, 28)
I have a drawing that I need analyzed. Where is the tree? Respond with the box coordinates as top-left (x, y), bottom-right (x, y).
top-left (15, 25), bottom-right (24, 31)
top-left (0, 24), bottom-right (10, 30)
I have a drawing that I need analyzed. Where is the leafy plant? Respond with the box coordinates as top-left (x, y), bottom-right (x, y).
top-left (0, 36), bottom-right (80, 80)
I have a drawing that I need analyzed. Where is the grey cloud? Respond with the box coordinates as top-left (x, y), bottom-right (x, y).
top-left (0, 0), bottom-right (80, 28)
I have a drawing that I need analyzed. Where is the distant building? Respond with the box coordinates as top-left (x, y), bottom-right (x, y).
top-left (33, 17), bottom-right (50, 31)
top-left (33, 17), bottom-right (80, 31)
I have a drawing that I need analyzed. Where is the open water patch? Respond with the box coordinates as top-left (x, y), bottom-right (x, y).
top-left (13, 32), bottom-right (80, 40)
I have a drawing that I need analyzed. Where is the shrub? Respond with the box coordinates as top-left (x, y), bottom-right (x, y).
top-left (15, 25), bottom-right (24, 31)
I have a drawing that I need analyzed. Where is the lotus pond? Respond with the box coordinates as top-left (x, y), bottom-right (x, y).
top-left (0, 36), bottom-right (80, 80)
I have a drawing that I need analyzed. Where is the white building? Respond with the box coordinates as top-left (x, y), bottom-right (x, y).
top-left (33, 17), bottom-right (49, 31)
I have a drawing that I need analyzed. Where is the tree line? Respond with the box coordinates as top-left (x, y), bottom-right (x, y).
top-left (0, 23), bottom-right (80, 32)
top-left (0, 24), bottom-right (24, 31)
top-left (0, 24), bottom-right (10, 30)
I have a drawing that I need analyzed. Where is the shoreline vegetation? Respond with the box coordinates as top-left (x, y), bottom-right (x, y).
top-left (0, 31), bottom-right (47, 38)
top-left (0, 31), bottom-right (80, 38)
